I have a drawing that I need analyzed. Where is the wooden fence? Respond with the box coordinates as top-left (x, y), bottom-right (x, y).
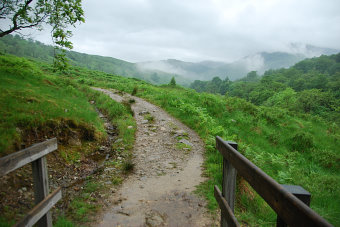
top-left (0, 138), bottom-right (62, 227)
top-left (214, 136), bottom-right (333, 227)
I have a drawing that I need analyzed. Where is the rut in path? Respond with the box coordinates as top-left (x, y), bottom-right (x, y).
top-left (92, 88), bottom-right (212, 227)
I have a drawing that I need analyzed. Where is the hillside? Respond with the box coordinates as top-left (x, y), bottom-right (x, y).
top-left (0, 55), bottom-right (136, 226)
top-left (2, 35), bottom-right (338, 86)
top-left (69, 61), bottom-right (340, 225)
top-left (138, 46), bottom-right (338, 81)
top-left (0, 35), bottom-right (191, 86)
top-left (0, 53), bottom-right (339, 226)
top-left (190, 53), bottom-right (340, 125)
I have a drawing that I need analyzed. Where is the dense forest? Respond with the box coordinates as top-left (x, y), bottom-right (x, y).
top-left (191, 53), bottom-right (340, 124)
top-left (0, 35), bottom-right (190, 86)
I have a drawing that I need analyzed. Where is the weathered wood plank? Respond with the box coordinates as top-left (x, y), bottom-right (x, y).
top-left (276, 185), bottom-right (312, 227)
top-left (216, 136), bottom-right (332, 227)
top-left (32, 157), bottom-right (52, 227)
top-left (14, 187), bottom-right (62, 227)
top-left (0, 138), bottom-right (57, 177)
top-left (214, 185), bottom-right (240, 227)
top-left (221, 141), bottom-right (237, 227)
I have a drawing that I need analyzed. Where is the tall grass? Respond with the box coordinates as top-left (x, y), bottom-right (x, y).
top-left (0, 55), bottom-right (136, 225)
top-left (70, 68), bottom-right (339, 225)
top-left (1, 54), bottom-right (338, 225)
top-left (0, 55), bottom-right (107, 154)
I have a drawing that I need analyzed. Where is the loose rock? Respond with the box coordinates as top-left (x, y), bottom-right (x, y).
top-left (139, 111), bottom-right (149, 115)
top-left (178, 139), bottom-right (193, 147)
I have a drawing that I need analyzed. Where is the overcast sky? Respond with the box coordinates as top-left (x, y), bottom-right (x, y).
top-left (32, 0), bottom-right (340, 63)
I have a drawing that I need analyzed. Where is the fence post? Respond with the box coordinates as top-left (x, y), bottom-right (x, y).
top-left (221, 141), bottom-right (238, 227)
top-left (276, 185), bottom-right (311, 227)
top-left (32, 156), bottom-right (52, 227)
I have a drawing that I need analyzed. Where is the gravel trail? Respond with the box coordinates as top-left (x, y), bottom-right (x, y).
top-left (92, 88), bottom-right (212, 227)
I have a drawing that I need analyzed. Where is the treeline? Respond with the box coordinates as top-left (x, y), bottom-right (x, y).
top-left (0, 35), bottom-right (190, 86)
top-left (190, 53), bottom-right (340, 123)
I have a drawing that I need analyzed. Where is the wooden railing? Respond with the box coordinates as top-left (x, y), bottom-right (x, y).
top-left (214, 136), bottom-right (333, 227)
top-left (0, 138), bottom-right (62, 227)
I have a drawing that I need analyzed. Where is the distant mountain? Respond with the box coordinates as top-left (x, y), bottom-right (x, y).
top-left (138, 45), bottom-right (339, 81)
top-left (2, 35), bottom-right (338, 84)
top-left (0, 35), bottom-right (191, 86)
top-left (289, 43), bottom-right (339, 57)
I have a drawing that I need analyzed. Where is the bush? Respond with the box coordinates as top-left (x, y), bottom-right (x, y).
top-left (288, 131), bottom-right (314, 152)
top-left (259, 107), bottom-right (287, 126)
top-left (131, 86), bottom-right (138, 96)
top-left (169, 76), bottom-right (176, 86)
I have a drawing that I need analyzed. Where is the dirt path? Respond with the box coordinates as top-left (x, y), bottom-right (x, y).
top-left (92, 88), bottom-right (212, 227)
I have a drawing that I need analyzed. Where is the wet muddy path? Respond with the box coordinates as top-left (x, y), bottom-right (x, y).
top-left (92, 88), bottom-right (211, 226)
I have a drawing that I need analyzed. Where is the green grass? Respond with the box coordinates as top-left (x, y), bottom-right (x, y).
top-left (144, 113), bottom-right (154, 122)
top-left (62, 174), bottom-right (121, 224)
top-left (69, 197), bottom-right (97, 222)
top-left (0, 55), bottom-right (136, 225)
top-left (0, 55), bottom-right (106, 155)
top-left (54, 216), bottom-right (75, 227)
top-left (0, 54), bottom-right (136, 158)
top-left (122, 159), bottom-right (135, 173)
top-left (82, 87), bottom-right (136, 153)
top-left (65, 67), bottom-right (340, 225)
top-left (0, 217), bottom-right (14, 227)
top-left (176, 142), bottom-right (192, 151)
top-left (1, 54), bottom-right (339, 226)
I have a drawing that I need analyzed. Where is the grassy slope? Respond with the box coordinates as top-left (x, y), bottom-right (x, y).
top-left (71, 68), bottom-right (340, 225)
top-left (1, 54), bottom-right (339, 225)
top-left (0, 55), bottom-right (105, 154)
top-left (0, 35), bottom-right (192, 86)
top-left (0, 55), bottom-right (136, 225)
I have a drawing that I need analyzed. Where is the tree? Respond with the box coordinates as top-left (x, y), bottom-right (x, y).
top-left (264, 88), bottom-right (297, 110)
top-left (0, 0), bottom-right (85, 71)
top-left (220, 77), bottom-right (231, 95)
top-left (206, 77), bottom-right (222, 93)
top-left (151, 73), bottom-right (160, 83)
top-left (296, 89), bottom-right (336, 114)
top-left (169, 76), bottom-right (176, 86)
top-left (240, 71), bottom-right (259, 82)
top-left (190, 80), bottom-right (206, 93)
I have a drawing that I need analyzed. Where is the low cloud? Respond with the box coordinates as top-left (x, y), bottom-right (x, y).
top-left (29, 0), bottom-right (340, 62)
top-left (240, 54), bottom-right (265, 72)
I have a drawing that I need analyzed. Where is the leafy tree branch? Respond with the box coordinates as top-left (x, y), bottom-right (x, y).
top-left (0, 0), bottom-right (85, 71)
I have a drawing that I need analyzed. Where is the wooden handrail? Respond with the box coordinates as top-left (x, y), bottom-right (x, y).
top-left (215, 136), bottom-right (332, 227)
top-left (0, 138), bottom-right (57, 177)
top-left (0, 138), bottom-right (61, 227)
top-left (14, 187), bottom-right (62, 227)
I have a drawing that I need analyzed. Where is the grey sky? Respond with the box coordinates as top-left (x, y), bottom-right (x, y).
top-left (32, 0), bottom-right (340, 62)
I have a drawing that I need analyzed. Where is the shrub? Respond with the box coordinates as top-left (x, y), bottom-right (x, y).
top-left (131, 86), bottom-right (138, 96)
top-left (169, 76), bottom-right (176, 86)
top-left (288, 131), bottom-right (314, 152)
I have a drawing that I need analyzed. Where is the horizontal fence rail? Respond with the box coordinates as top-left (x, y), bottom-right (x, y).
top-left (0, 138), bottom-right (61, 227)
top-left (14, 187), bottom-right (62, 227)
top-left (0, 138), bottom-right (57, 177)
top-left (215, 136), bottom-right (332, 227)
